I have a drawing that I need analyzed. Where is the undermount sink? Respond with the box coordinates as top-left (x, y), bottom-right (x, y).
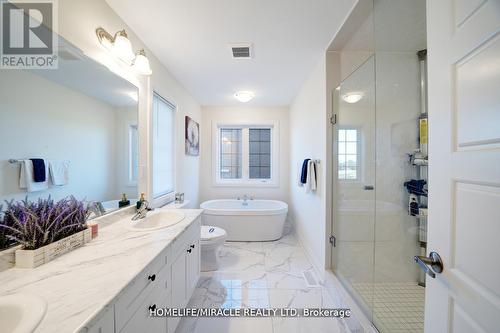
top-left (127, 210), bottom-right (186, 231)
top-left (0, 293), bottom-right (47, 333)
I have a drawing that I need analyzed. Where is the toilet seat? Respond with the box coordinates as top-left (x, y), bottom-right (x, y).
top-left (201, 226), bottom-right (227, 245)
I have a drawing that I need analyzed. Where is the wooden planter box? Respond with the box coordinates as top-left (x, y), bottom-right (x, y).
top-left (15, 228), bottom-right (92, 268)
top-left (0, 245), bottom-right (22, 272)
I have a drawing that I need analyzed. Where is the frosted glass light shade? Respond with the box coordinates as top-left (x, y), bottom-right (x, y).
top-left (111, 32), bottom-right (135, 63)
top-left (132, 49), bottom-right (152, 75)
top-left (342, 93), bottom-right (363, 104)
top-left (234, 91), bottom-right (255, 103)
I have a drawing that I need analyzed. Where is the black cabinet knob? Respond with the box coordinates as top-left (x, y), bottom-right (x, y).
top-left (149, 304), bottom-right (157, 311)
top-left (148, 274), bottom-right (156, 281)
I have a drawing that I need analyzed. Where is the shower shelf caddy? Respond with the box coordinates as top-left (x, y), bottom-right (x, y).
top-left (410, 49), bottom-right (428, 287)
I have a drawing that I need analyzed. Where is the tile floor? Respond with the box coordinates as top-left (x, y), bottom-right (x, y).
top-left (353, 282), bottom-right (425, 333)
top-left (175, 232), bottom-right (351, 333)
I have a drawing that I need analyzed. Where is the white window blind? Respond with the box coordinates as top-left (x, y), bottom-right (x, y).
top-left (128, 124), bottom-right (138, 185)
top-left (152, 93), bottom-right (175, 198)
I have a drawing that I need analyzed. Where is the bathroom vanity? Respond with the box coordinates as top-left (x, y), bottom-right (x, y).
top-left (0, 208), bottom-right (202, 333)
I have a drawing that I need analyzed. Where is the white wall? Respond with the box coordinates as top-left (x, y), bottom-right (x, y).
top-left (0, 70), bottom-right (125, 203)
top-left (289, 55), bottom-right (329, 273)
top-left (57, 0), bottom-right (202, 207)
top-left (200, 106), bottom-right (289, 204)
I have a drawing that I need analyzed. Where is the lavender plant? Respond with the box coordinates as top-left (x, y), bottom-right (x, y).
top-left (0, 204), bottom-right (17, 250)
top-left (0, 196), bottom-right (90, 250)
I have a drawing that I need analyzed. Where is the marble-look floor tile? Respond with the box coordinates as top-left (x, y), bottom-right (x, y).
top-left (178, 317), bottom-right (274, 333)
top-left (272, 316), bottom-right (345, 333)
top-left (178, 233), bottom-right (352, 333)
top-left (268, 288), bottom-right (324, 308)
top-left (261, 232), bottom-right (299, 249)
top-left (200, 270), bottom-right (268, 290)
top-left (218, 243), bottom-right (266, 272)
top-left (264, 245), bottom-right (313, 274)
top-left (265, 271), bottom-right (309, 289)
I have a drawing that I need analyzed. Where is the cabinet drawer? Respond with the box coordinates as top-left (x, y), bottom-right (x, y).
top-left (115, 247), bottom-right (170, 332)
top-left (171, 217), bottom-right (200, 258)
top-left (121, 281), bottom-right (170, 333)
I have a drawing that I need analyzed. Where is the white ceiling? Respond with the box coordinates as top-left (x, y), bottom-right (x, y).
top-left (105, 0), bottom-right (355, 106)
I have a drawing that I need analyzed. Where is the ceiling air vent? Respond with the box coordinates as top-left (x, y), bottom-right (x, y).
top-left (230, 43), bottom-right (252, 59)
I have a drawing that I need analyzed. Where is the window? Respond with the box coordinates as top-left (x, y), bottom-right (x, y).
top-left (249, 129), bottom-right (271, 179)
top-left (128, 124), bottom-right (139, 185)
top-left (338, 128), bottom-right (360, 181)
top-left (152, 93), bottom-right (175, 200)
top-left (214, 123), bottom-right (278, 185)
top-left (219, 128), bottom-right (242, 179)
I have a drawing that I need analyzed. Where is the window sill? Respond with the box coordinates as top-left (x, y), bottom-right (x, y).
top-left (213, 180), bottom-right (278, 188)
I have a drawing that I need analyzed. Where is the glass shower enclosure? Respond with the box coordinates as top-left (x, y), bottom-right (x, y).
top-left (331, 1), bottom-right (427, 332)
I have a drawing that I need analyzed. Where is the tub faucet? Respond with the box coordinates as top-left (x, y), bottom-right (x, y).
top-left (132, 201), bottom-right (150, 221)
top-left (239, 194), bottom-right (253, 206)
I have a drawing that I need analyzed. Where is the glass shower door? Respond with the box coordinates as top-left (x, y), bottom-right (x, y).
top-left (371, 0), bottom-right (427, 331)
top-left (332, 55), bottom-right (377, 321)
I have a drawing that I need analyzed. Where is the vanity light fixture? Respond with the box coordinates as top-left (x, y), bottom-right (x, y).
top-left (96, 27), bottom-right (152, 76)
top-left (234, 91), bottom-right (255, 103)
top-left (96, 28), bottom-right (135, 62)
top-left (342, 92), bottom-right (363, 104)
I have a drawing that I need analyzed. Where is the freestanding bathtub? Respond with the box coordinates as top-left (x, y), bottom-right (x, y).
top-left (200, 199), bottom-right (288, 241)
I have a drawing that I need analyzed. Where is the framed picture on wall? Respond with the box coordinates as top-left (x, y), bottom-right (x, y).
top-left (185, 116), bottom-right (200, 156)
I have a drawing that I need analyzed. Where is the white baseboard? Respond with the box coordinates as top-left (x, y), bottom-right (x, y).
top-left (323, 270), bottom-right (378, 333)
top-left (288, 216), bottom-right (325, 283)
top-left (288, 216), bottom-right (377, 333)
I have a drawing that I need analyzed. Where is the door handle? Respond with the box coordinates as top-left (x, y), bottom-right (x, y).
top-left (414, 252), bottom-right (443, 278)
top-left (364, 185), bottom-right (374, 190)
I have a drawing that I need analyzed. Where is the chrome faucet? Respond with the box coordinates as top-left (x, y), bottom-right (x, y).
top-left (237, 194), bottom-right (253, 206)
top-left (132, 200), bottom-right (150, 221)
top-left (88, 201), bottom-right (106, 217)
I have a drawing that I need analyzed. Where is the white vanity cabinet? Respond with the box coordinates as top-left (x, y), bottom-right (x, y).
top-left (85, 306), bottom-right (114, 333)
top-left (169, 219), bottom-right (201, 333)
top-left (82, 217), bottom-right (200, 333)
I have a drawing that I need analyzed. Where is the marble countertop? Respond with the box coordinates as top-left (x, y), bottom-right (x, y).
top-left (0, 208), bottom-right (203, 333)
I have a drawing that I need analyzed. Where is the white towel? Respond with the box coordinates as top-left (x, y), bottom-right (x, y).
top-left (19, 159), bottom-right (49, 192)
top-left (305, 160), bottom-right (317, 193)
top-left (49, 160), bottom-right (70, 186)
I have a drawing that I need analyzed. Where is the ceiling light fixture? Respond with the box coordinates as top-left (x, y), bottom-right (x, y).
top-left (234, 91), bottom-right (255, 103)
top-left (342, 92), bottom-right (363, 104)
top-left (96, 27), bottom-right (152, 76)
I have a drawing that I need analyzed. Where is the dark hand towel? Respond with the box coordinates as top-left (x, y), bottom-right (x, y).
top-left (30, 158), bottom-right (46, 183)
top-left (300, 159), bottom-right (310, 184)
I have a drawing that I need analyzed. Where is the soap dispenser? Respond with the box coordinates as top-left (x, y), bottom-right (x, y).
top-left (136, 193), bottom-right (146, 209)
top-left (119, 193), bottom-right (130, 208)
top-left (409, 194), bottom-right (419, 216)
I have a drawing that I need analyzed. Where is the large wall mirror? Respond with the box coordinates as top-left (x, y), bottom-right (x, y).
top-left (0, 37), bottom-right (139, 219)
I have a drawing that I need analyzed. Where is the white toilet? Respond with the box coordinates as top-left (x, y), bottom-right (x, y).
top-left (200, 226), bottom-right (227, 272)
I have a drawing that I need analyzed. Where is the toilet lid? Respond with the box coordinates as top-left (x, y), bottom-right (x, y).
top-left (201, 226), bottom-right (227, 242)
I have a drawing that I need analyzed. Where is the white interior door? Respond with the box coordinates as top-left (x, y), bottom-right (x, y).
top-left (425, 1), bottom-right (500, 332)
